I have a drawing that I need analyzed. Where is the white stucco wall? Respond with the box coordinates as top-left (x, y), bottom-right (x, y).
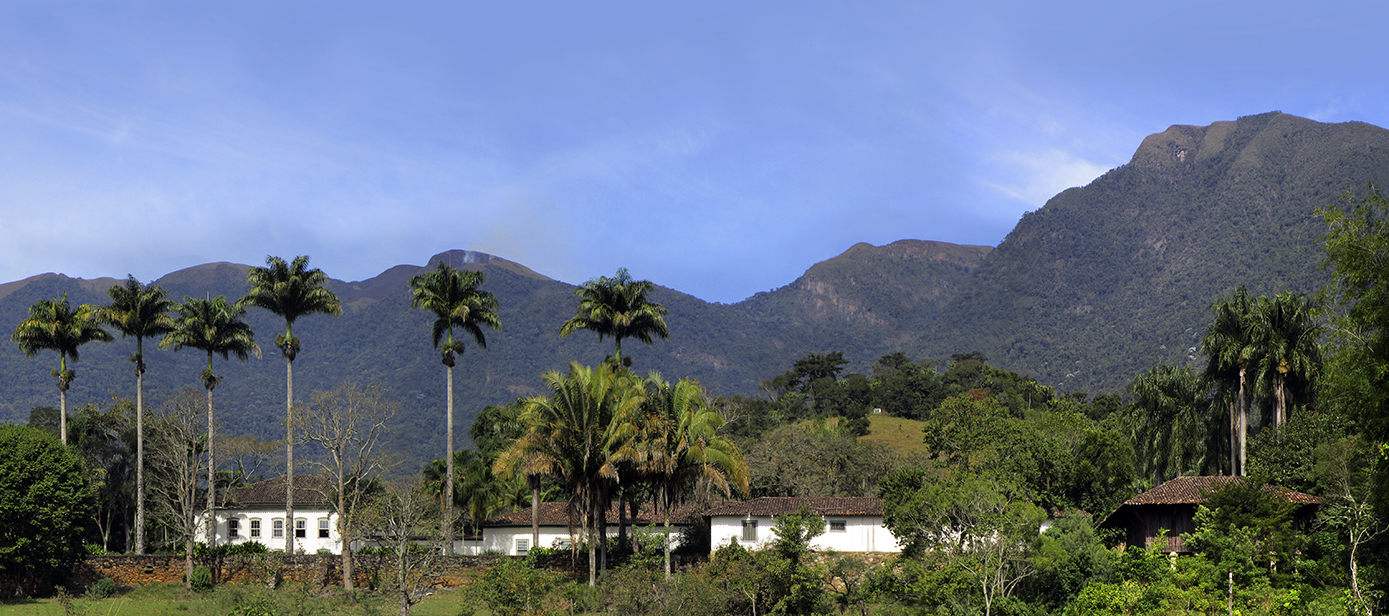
top-left (709, 514), bottom-right (900, 553)
top-left (482, 524), bottom-right (685, 556)
top-left (198, 508), bottom-right (342, 554)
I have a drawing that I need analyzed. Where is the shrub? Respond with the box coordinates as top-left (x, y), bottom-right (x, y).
top-left (84, 577), bottom-right (117, 600)
top-left (189, 565), bottom-right (213, 591)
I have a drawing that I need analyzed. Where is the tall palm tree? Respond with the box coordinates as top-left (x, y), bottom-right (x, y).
top-left (638, 373), bottom-right (749, 576)
top-left (497, 362), bottom-right (645, 586)
top-left (1129, 365), bottom-right (1217, 483)
top-left (408, 262), bottom-right (500, 554)
top-left (11, 293), bottom-right (113, 445)
top-left (240, 255), bottom-right (341, 552)
top-left (98, 276), bottom-right (178, 554)
top-left (1252, 292), bottom-right (1323, 428)
top-left (559, 268), bottom-right (669, 367)
top-left (160, 296), bottom-right (259, 548)
top-left (1202, 287), bottom-right (1260, 475)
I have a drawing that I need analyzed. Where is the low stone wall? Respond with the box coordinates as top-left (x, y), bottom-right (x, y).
top-left (73, 552), bottom-right (616, 590)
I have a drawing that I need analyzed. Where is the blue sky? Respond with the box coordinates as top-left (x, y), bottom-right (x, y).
top-left (2, 1), bottom-right (1386, 304)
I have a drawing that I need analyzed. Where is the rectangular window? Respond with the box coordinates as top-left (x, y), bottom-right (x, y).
top-left (319, 518), bottom-right (330, 538)
top-left (272, 519), bottom-right (284, 539)
top-left (741, 519), bottom-right (758, 542)
top-left (829, 520), bottom-right (847, 532)
top-left (295, 519), bottom-right (307, 538)
top-left (227, 518), bottom-right (240, 539)
top-left (556, 539), bottom-right (572, 550)
top-left (250, 520), bottom-right (262, 538)
top-left (515, 539), bottom-right (530, 555)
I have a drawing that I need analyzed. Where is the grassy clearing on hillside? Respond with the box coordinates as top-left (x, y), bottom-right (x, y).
top-left (0, 583), bottom-right (469, 616)
top-left (813, 414), bottom-right (928, 456)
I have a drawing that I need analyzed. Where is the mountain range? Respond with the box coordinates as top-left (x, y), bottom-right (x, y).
top-left (3, 111), bottom-right (1386, 468)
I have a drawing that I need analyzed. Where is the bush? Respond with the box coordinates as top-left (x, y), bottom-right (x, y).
top-left (189, 565), bottom-right (213, 591)
top-left (84, 577), bottom-right (117, 600)
top-left (0, 425), bottom-right (97, 596)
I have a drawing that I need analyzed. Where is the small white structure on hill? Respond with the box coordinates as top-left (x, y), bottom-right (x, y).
top-left (705, 497), bottom-right (901, 553)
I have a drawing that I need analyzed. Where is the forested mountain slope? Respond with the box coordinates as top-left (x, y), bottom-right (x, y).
top-left (922, 112), bottom-right (1389, 393)
top-left (1, 112), bottom-right (1384, 468)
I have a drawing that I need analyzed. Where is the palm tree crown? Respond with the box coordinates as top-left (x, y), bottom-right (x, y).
top-left (100, 276), bottom-right (178, 372)
top-left (409, 262), bottom-right (501, 365)
top-left (161, 296), bottom-right (260, 385)
top-left (239, 255), bottom-right (341, 361)
top-left (559, 268), bottom-right (669, 366)
top-left (12, 293), bottom-right (113, 444)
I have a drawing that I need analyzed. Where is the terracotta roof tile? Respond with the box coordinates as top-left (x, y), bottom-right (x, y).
top-left (225, 475), bottom-right (332, 508)
top-left (704, 497), bottom-right (883, 517)
top-left (1121, 476), bottom-right (1319, 506)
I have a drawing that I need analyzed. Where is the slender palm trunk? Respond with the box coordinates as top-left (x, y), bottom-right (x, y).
top-left (663, 496), bottom-right (673, 577)
top-left (206, 386), bottom-right (217, 549)
top-left (1229, 400), bottom-right (1237, 476)
top-left (588, 496), bottom-right (597, 586)
top-left (618, 486), bottom-right (628, 549)
top-left (1238, 367), bottom-right (1248, 476)
top-left (136, 365), bottom-right (146, 554)
top-left (445, 363), bottom-right (455, 555)
top-left (286, 356), bottom-right (295, 553)
top-left (339, 465), bottom-right (354, 591)
top-left (59, 360), bottom-right (68, 446)
top-left (531, 477), bottom-right (540, 550)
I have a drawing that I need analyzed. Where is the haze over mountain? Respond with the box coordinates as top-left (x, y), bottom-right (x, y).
top-left (3, 112), bottom-right (1384, 469)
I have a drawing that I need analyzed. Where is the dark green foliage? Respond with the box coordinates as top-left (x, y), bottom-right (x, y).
top-left (1181, 478), bottom-right (1301, 588)
top-left (0, 424), bottom-right (96, 597)
top-left (84, 577), bottom-right (116, 600)
top-left (477, 553), bottom-right (566, 616)
top-left (189, 565), bottom-right (212, 591)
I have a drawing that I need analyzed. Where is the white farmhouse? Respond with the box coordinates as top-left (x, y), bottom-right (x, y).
top-left (198, 475), bottom-right (342, 554)
top-left (480, 501), bottom-right (698, 556)
top-left (705, 497), bottom-right (901, 553)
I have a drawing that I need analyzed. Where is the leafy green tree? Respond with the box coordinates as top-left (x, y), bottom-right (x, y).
top-left (240, 255), bottom-right (342, 553)
top-left (762, 504), bottom-right (830, 615)
top-left (11, 293), bottom-right (113, 445)
top-left (98, 275), bottom-right (177, 554)
top-left (68, 399), bottom-right (136, 553)
top-left (881, 470), bottom-right (1044, 616)
top-left (1251, 292), bottom-right (1322, 427)
top-left (1202, 287), bottom-right (1260, 475)
top-left (408, 262), bottom-right (500, 554)
top-left (1128, 364), bottom-right (1217, 482)
top-left (497, 362), bottom-right (645, 585)
top-left (746, 422), bottom-right (895, 498)
top-left (0, 424), bottom-right (96, 596)
top-left (637, 373), bottom-right (749, 576)
top-left (1182, 478), bottom-right (1301, 588)
top-left (160, 296), bottom-right (259, 549)
top-left (559, 267), bottom-right (669, 367)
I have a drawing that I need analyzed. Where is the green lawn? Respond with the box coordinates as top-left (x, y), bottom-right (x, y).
top-left (0, 583), bottom-right (472, 616)
top-left (813, 414), bottom-right (929, 456)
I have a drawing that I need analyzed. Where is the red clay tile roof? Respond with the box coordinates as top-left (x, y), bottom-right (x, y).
top-left (483, 500), bottom-right (709, 527)
top-left (704, 497), bottom-right (883, 517)
top-left (1120, 476), bottom-right (1319, 506)
top-left (225, 475), bottom-right (332, 508)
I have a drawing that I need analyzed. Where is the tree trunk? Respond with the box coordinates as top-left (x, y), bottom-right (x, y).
top-left (445, 363), bottom-right (455, 555)
top-left (59, 386), bottom-right (67, 446)
top-left (1229, 400), bottom-right (1238, 476)
top-left (185, 530), bottom-right (195, 590)
top-left (286, 357), bottom-right (296, 553)
top-left (599, 483), bottom-right (608, 572)
top-left (663, 501), bottom-right (673, 578)
top-left (206, 387), bottom-right (217, 549)
top-left (618, 485), bottom-right (628, 550)
top-left (531, 477), bottom-right (540, 550)
top-left (588, 497), bottom-right (597, 586)
top-left (1238, 367), bottom-right (1248, 476)
top-left (136, 367), bottom-right (146, 554)
top-left (340, 467), bottom-right (353, 591)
